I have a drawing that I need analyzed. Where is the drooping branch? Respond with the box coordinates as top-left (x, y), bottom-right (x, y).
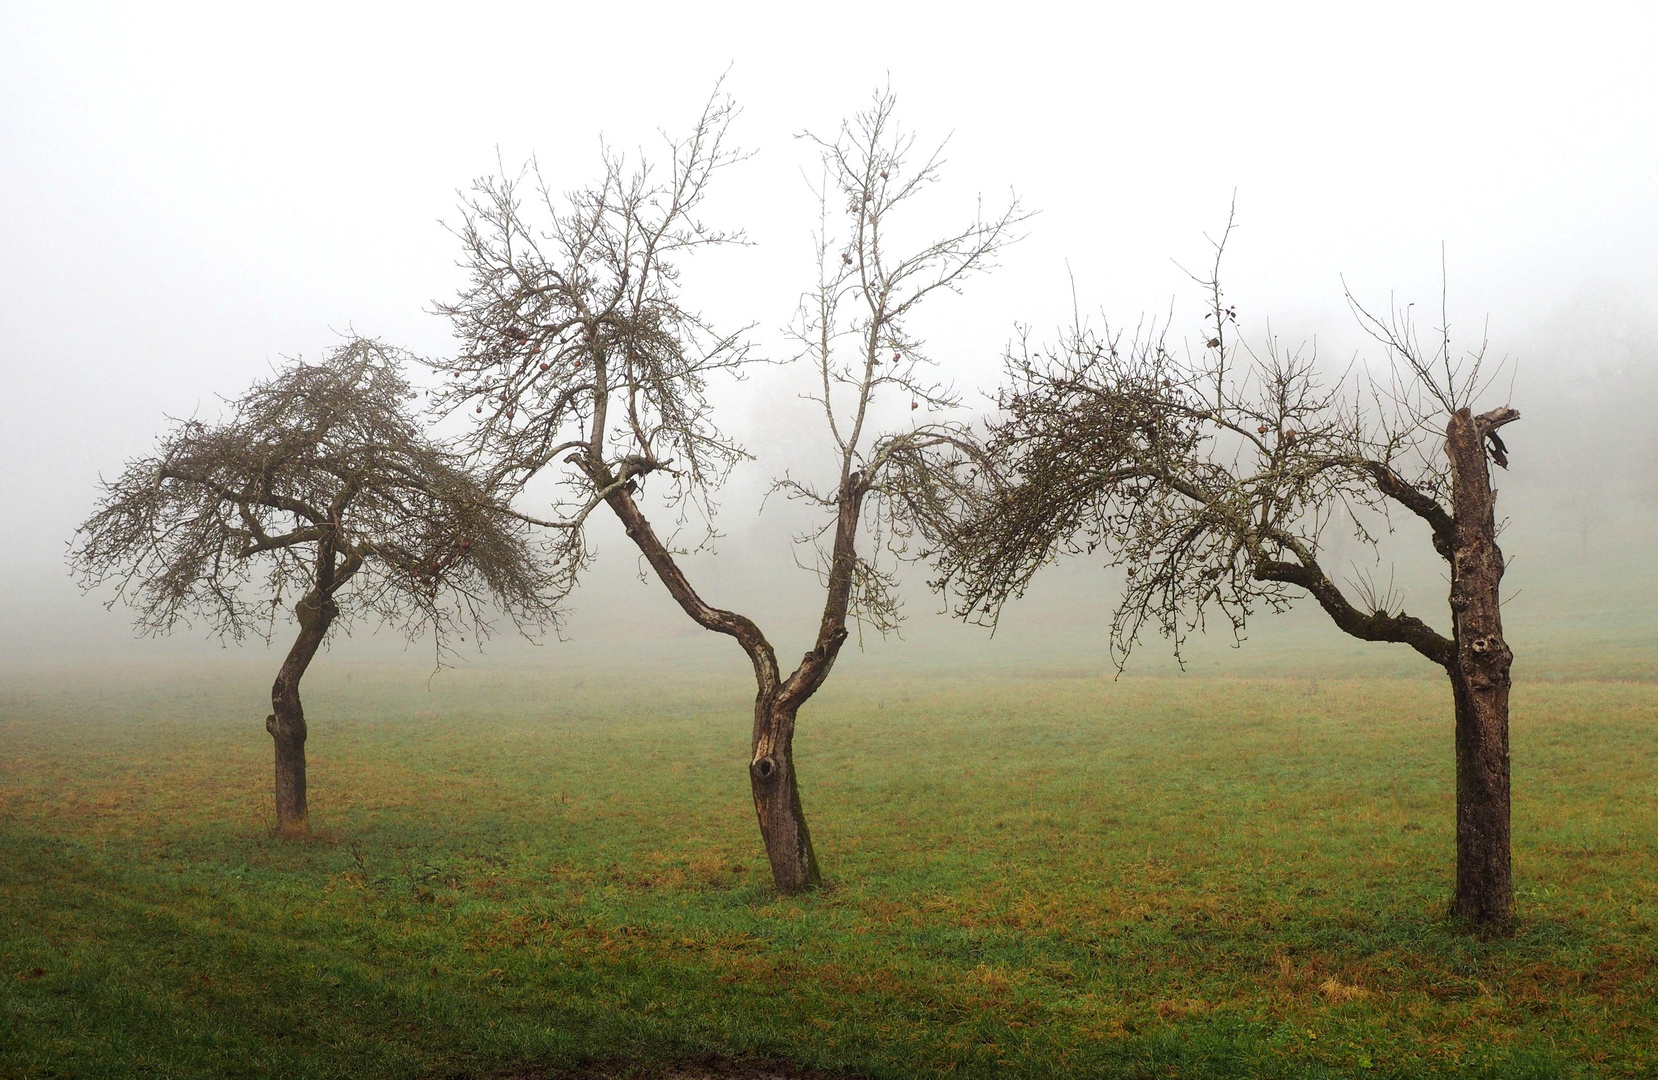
top-left (918, 233), bottom-right (1510, 671)
top-left (1357, 460), bottom-right (1455, 557)
top-left (73, 338), bottom-right (562, 658)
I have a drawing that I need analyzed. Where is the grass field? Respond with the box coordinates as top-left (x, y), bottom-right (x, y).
top-left (2, 657), bottom-right (1657, 1079)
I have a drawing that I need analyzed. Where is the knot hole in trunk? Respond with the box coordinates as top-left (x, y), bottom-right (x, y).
top-left (751, 757), bottom-right (776, 780)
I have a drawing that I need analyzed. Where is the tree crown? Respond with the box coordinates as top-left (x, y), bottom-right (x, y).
top-left (430, 87), bottom-right (752, 544)
top-left (71, 338), bottom-right (558, 653)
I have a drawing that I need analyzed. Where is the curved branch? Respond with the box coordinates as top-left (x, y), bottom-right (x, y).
top-left (604, 487), bottom-right (781, 694)
top-left (1254, 557), bottom-right (1452, 666)
top-left (1360, 460), bottom-right (1455, 557)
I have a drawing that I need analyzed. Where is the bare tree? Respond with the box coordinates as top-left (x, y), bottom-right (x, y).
top-left (919, 223), bottom-right (1521, 929)
top-left (431, 87), bottom-right (1024, 893)
top-left (71, 339), bottom-right (557, 835)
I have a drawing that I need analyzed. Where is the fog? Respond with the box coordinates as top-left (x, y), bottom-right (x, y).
top-left (3, 2), bottom-right (1655, 684)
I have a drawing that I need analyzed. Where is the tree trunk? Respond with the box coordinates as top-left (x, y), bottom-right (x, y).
top-left (266, 590), bottom-right (336, 836)
top-left (750, 696), bottom-right (820, 894)
top-left (604, 484), bottom-right (831, 894)
top-left (1444, 407), bottom-right (1516, 929)
top-left (1448, 667), bottom-right (1511, 926)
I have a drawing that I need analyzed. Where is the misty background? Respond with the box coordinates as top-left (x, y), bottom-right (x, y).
top-left (3, 2), bottom-right (1655, 689)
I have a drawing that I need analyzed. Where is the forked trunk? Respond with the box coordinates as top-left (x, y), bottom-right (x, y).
top-left (1444, 407), bottom-right (1516, 929)
top-left (604, 480), bottom-right (852, 896)
top-left (267, 591), bottom-right (336, 836)
top-left (750, 696), bottom-right (819, 894)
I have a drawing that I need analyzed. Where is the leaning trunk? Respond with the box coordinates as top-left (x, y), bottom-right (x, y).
top-left (601, 486), bottom-right (823, 893)
top-left (1444, 408), bottom-right (1515, 928)
top-left (750, 695), bottom-right (819, 894)
top-left (267, 591), bottom-right (336, 836)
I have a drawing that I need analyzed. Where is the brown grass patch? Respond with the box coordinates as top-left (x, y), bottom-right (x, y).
top-left (1318, 977), bottom-right (1371, 1003)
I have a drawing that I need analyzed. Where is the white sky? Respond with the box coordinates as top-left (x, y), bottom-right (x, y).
top-left (3, 0), bottom-right (1655, 663)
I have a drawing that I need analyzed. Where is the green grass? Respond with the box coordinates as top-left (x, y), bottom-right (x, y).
top-left (2, 659), bottom-right (1657, 1078)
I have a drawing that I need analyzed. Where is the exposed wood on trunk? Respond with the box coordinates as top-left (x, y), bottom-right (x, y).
top-left (1444, 406), bottom-right (1518, 928)
top-left (749, 701), bottom-right (820, 893)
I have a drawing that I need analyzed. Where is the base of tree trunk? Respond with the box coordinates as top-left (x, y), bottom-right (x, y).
top-left (750, 748), bottom-right (820, 894)
top-left (267, 713), bottom-right (309, 837)
top-left (1446, 680), bottom-right (1514, 934)
top-left (1447, 899), bottom-right (1514, 937)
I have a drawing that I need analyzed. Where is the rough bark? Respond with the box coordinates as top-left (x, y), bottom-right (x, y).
top-left (266, 590), bottom-right (336, 836)
top-left (1444, 406), bottom-right (1518, 929)
top-left (750, 698), bottom-right (820, 893)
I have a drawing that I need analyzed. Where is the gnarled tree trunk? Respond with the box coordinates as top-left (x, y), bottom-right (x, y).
top-left (749, 478), bottom-right (859, 894)
top-left (267, 590), bottom-right (336, 836)
top-left (1444, 406), bottom-right (1517, 928)
top-left (750, 695), bottom-right (820, 894)
top-left (607, 479), bottom-right (851, 897)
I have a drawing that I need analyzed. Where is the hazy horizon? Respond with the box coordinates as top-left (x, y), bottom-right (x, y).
top-left (4, 2), bottom-right (1656, 683)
